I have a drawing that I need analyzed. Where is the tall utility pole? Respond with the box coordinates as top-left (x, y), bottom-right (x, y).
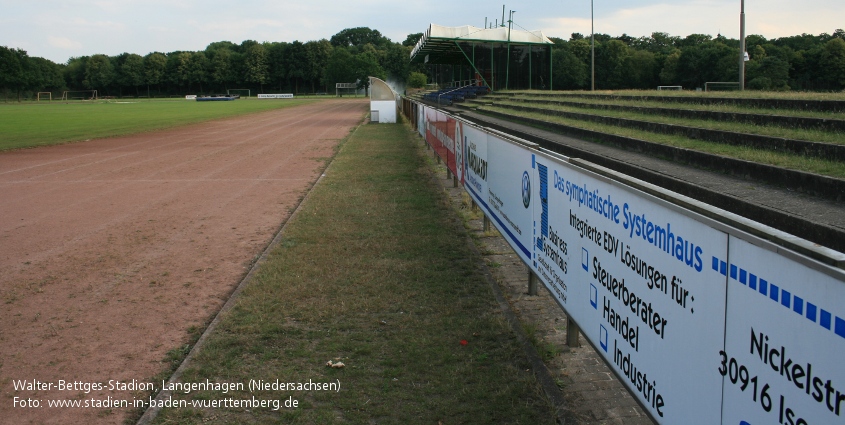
top-left (739, 0), bottom-right (746, 90)
top-left (506, 10), bottom-right (515, 90)
top-left (591, 0), bottom-right (595, 91)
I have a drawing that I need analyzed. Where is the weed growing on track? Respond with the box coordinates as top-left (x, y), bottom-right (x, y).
top-left (150, 120), bottom-right (556, 424)
top-left (0, 98), bottom-right (318, 151)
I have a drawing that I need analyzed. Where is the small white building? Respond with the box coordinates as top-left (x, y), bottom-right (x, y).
top-left (368, 76), bottom-right (398, 123)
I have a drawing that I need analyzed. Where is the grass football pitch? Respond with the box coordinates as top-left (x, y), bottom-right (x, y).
top-left (0, 98), bottom-right (318, 151)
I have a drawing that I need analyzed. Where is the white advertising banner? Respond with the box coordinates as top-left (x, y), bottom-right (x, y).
top-left (720, 236), bottom-right (845, 425)
top-left (417, 105), bottom-right (425, 137)
top-left (484, 133), bottom-right (535, 266)
top-left (257, 93), bottom-right (294, 99)
top-left (531, 154), bottom-right (728, 423)
top-left (462, 123), bottom-right (488, 207)
top-left (416, 103), bottom-right (845, 425)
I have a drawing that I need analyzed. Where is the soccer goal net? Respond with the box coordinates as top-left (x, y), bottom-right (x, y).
top-left (60, 90), bottom-right (98, 101)
top-left (227, 89), bottom-right (250, 98)
top-left (37, 92), bottom-right (53, 101)
top-left (704, 82), bottom-right (740, 92)
top-left (336, 82), bottom-right (360, 97)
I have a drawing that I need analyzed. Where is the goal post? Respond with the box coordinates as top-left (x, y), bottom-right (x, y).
top-left (226, 89), bottom-right (250, 98)
top-left (335, 82), bottom-right (360, 97)
top-left (60, 90), bottom-right (98, 101)
top-left (37, 92), bottom-right (52, 101)
top-left (704, 82), bottom-right (740, 92)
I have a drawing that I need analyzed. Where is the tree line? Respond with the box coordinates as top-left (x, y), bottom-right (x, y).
top-left (2, 27), bottom-right (844, 100)
top-left (550, 30), bottom-right (845, 91)
top-left (0, 27), bottom-right (423, 100)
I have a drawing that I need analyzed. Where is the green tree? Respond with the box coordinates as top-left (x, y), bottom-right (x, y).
top-left (551, 48), bottom-right (587, 89)
top-left (27, 56), bottom-right (65, 94)
top-left (305, 39), bottom-right (332, 92)
top-left (120, 53), bottom-right (145, 96)
top-left (0, 46), bottom-right (26, 101)
top-left (207, 48), bottom-right (231, 91)
top-left (244, 43), bottom-right (269, 92)
top-left (747, 56), bottom-right (790, 90)
top-left (676, 41), bottom-right (736, 88)
top-left (188, 51), bottom-right (209, 93)
top-left (323, 48), bottom-right (356, 91)
top-left (167, 52), bottom-right (192, 91)
top-left (265, 42), bottom-right (288, 91)
top-left (330, 27), bottom-right (388, 48)
top-left (143, 52), bottom-right (166, 97)
top-left (84, 54), bottom-right (114, 93)
top-left (64, 56), bottom-right (88, 90)
top-left (820, 38), bottom-right (845, 89)
top-left (595, 39), bottom-right (628, 89)
top-left (282, 41), bottom-right (306, 93)
top-left (322, 47), bottom-right (384, 94)
top-left (382, 42), bottom-right (411, 82)
top-left (659, 50), bottom-right (681, 85)
top-left (623, 49), bottom-right (658, 89)
top-left (402, 33), bottom-right (423, 47)
top-left (407, 71), bottom-right (426, 88)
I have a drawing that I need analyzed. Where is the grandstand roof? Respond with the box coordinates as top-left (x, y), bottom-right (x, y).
top-left (410, 23), bottom-right (553, 64)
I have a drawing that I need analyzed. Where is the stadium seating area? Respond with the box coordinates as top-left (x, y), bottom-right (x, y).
top-left (422, 85), bottom-right (490, 106)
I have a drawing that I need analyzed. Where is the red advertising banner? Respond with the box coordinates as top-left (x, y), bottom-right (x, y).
top-left (425, 108), bottom-right (459, 179)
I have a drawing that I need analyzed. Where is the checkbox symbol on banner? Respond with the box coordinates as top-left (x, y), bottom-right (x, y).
top-left (582, 248), bottom-right (589, 272)
top-left (590, 284), bottom-right (598, 309)
top-left (600, 325), bottom-right (608, 352)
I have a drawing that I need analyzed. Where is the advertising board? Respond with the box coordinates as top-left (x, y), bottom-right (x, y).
top-left (483, 132), bottom-right (535, 265)
top-left (424, 108), bottom-right (457, 176)
top-left (720, 236), bottom-right (845, 425)
top-left (257, 94), bottom-right (294, 99)
top-left (409, 99), bottom-right (845, 425)
top-left (531, 153), bottom-right (728, 423)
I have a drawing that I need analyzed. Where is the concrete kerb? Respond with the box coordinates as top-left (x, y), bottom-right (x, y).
top-left (135, 115), bottom-right (368, 425)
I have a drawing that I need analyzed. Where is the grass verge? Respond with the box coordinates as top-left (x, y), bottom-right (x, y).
top-left (492, 100), bottom-right (845, 144)
top-left (503, 95), bottom-right (845, 120)
top-left (516, 89), bottom-right (845, 101)
top-left (0, 98), bottom-right (318, 151)
top-left (481, 106), bottom-right (845, 179)
top-left (150, 119), bottom-right (555, 424)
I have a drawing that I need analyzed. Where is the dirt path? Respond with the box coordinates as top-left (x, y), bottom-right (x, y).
top-left (0, 99), bottom-right (368, 424)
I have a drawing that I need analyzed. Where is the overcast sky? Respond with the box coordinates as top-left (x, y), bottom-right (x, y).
top-left (2, 0), bottom-right (842, 64)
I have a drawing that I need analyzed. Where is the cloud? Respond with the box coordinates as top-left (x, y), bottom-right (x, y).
top-left (536, 0), bottom-right (845, 41)
top-left (48, 36), bottom-right (82, 50)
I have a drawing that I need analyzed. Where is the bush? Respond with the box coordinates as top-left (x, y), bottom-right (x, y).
top-left (747, 76), bottom-right (772, 90)
top-left (408, 72), bottom-right (427, 88)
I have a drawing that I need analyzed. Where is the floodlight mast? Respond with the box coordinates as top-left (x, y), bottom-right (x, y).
top-left (739, 0), bottom-right (746, 90)
top-left (591, 0), bottom-right (595, 91)
top-left (506, 10), bottom-right (515, 90)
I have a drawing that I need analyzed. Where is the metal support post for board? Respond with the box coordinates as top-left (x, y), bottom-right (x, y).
top-left (566, 320), bottom-right (581, 348)
top-left (483, 215), bottom-right (490, 232)
top-left (436, 153), bottom-right (441, 164)
top-left (447, 168), bottom-right (452, 180)
top-left (453, 175), bottom-right (458, 188)
top-left (528, 271), bottom-right (538, 296)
